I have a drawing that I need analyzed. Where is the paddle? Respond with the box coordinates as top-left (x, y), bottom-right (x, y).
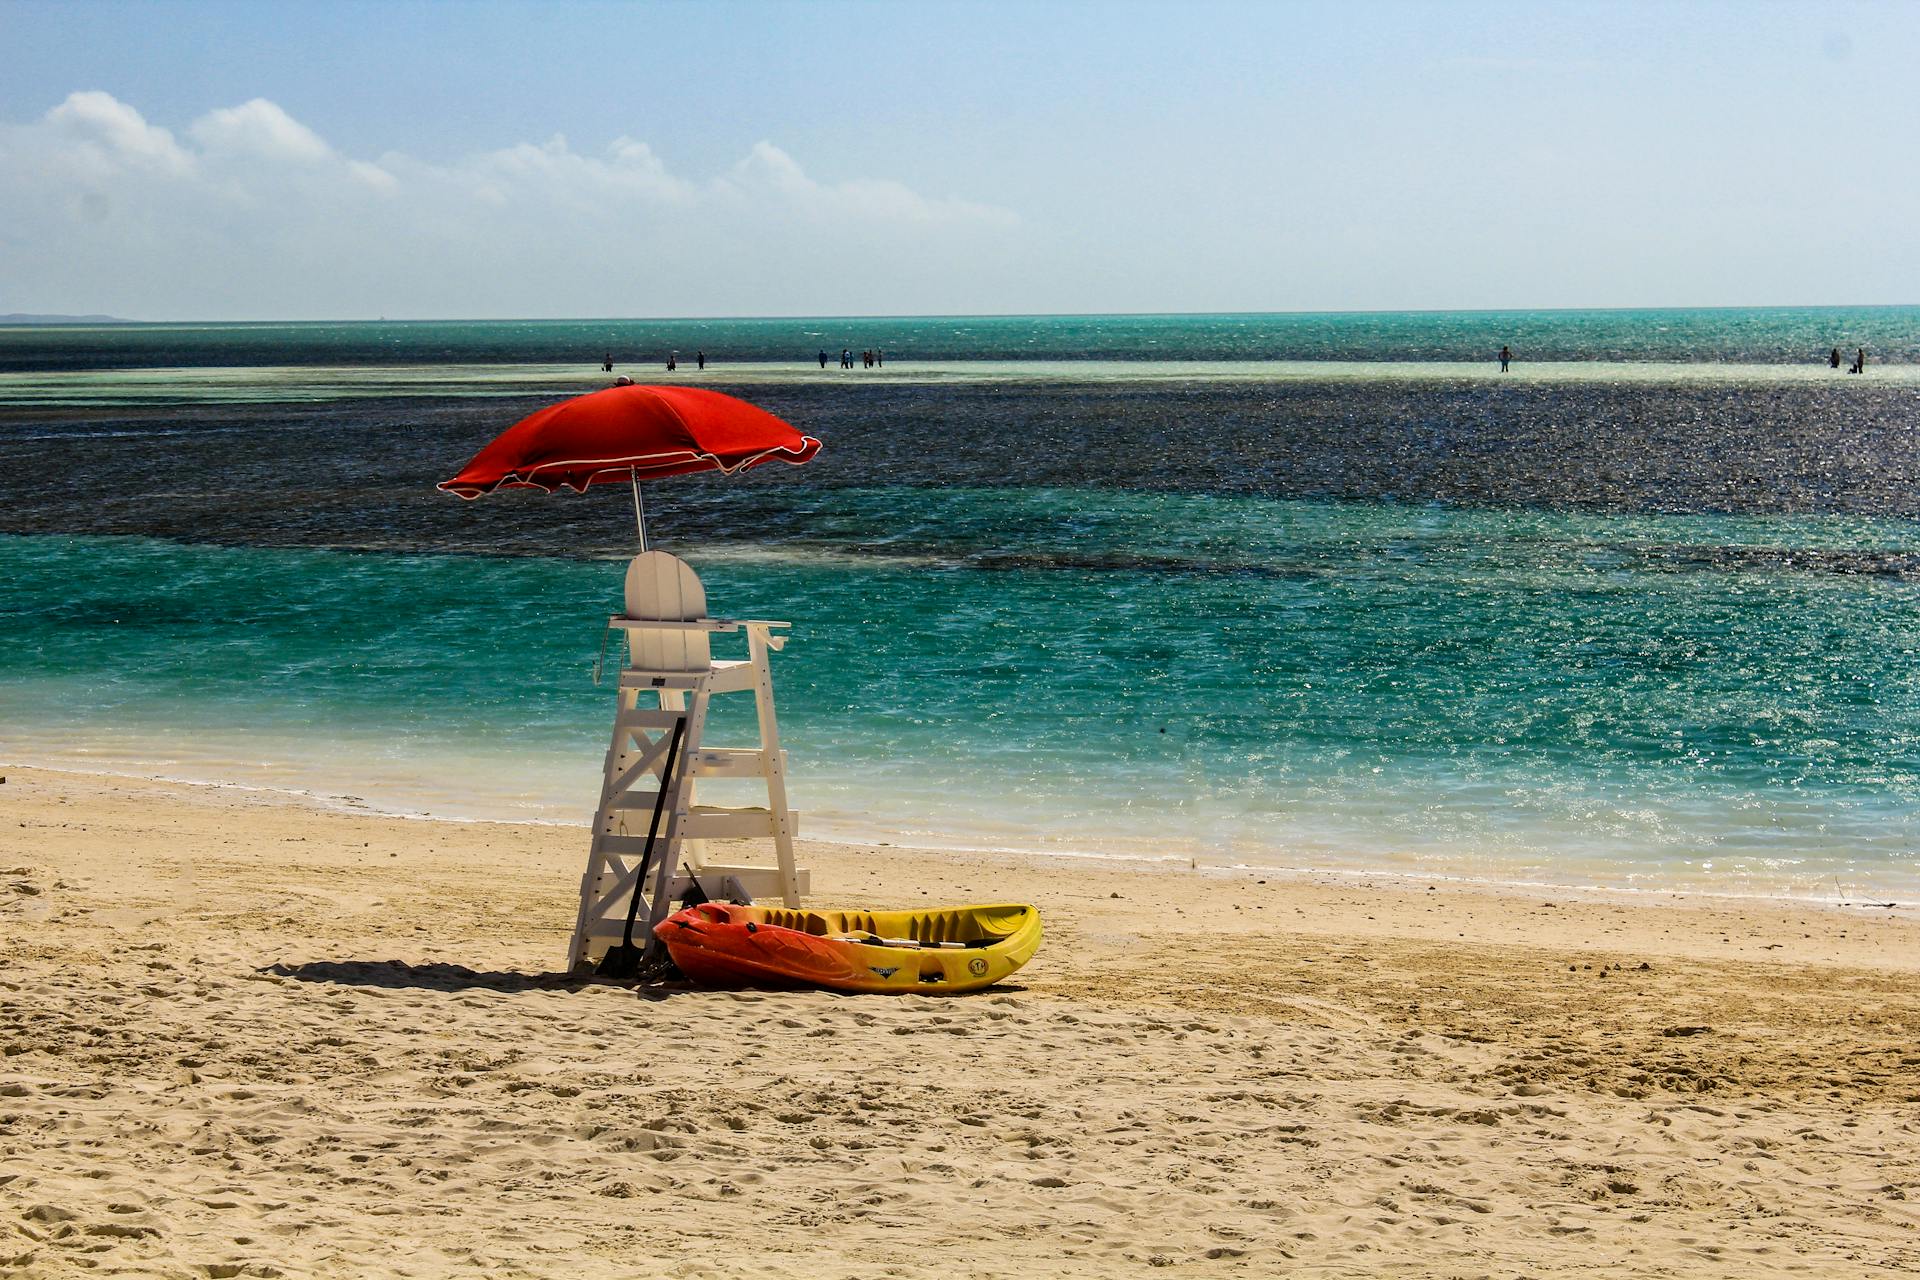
top-left (597, 715), bottom-right (687, 979)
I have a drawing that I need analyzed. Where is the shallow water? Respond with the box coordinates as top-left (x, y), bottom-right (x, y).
top-left (5, 498), bottom-right (1919, 898)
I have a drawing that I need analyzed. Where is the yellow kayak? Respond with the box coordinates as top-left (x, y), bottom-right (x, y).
top-left (660, 901), bottom-right (1042, 993)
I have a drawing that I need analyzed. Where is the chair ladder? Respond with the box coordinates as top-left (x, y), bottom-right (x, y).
top-left (566, 675), bottom-right (708, 970)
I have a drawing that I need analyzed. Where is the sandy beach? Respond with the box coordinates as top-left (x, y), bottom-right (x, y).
top-left (0, 766), bottom-right (1915, 1277)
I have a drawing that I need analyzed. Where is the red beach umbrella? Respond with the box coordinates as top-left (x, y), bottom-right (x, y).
top-left (438, 383), bottom-right (821, 548)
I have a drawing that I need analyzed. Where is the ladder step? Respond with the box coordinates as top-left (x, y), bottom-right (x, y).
top-left (602, 789), bottom-right (670, 812)
top-left (599, 759), bottom-right (787, 809)
top-left (614, 709), bottom-right (688, 731)
top-left (609, 748), bottom-right (778, 779)
top-left (595, 808), bottom-right (800, 847)
top-left (688, 747), bottom-right (784, 778)
top-left (679, 865), bottom-right (811, 899)
top-left (677, 807), bottom-right (800, 841)
top-left (596, 834), bottom-right (660, 857)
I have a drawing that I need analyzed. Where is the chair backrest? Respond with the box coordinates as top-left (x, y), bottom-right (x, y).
top-left (622, 551), bottom-right (711, 672)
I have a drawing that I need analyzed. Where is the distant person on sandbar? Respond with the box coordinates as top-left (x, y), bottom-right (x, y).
top-left (697, 350), bottom-right (706, 370)
top-left (602, 351), bottom-right (613, 372)
top-left (842, 348), bottom-right (853, 369)
top-left (876, 349), bottom-right (884, 368)
top-left (818, 349), bottom-right (829, 368)
top-left (1499, 345), bottom-right (1512, 373)
top-left (1856, 347), bottom-right (1867, 374)
top-left (667, 353), bottom-right (677, 372)
top-left (1830, 347), bottom-right (1842, 369)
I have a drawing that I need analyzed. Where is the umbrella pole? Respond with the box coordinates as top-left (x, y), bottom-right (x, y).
top-left (630, 467), bottom-right (648, 553)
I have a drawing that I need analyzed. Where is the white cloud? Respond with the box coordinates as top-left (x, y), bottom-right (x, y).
top-left (189, 98), bottom-right (333, 163)
top-left (0, 92), bottom-right (1022, 319)
top-left (35, 90), bottom-right (194, 179)
top-left (347, 160), bottom-right (398, 193)
top-left (722, 141), bottom-right (1017, 227)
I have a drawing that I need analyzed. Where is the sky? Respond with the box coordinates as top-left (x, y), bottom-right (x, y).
top-left (0, 0), bottom-right (1915, 320)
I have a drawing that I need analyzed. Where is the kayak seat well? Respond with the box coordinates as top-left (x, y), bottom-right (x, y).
top-left (753, 906), bottom-right (1032, 946)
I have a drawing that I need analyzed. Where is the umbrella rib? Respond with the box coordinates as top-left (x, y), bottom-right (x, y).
top-left (460, 442), bottom-right (815, 492)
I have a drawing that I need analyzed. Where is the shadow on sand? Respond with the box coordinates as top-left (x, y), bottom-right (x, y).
top-left (263, 959), bottom-right (1031, 999)
top-left (261, 958), bottom-right (687, 995)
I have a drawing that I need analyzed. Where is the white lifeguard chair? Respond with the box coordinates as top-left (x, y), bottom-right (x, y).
top-left (565, 551), bottom-right (806, 971)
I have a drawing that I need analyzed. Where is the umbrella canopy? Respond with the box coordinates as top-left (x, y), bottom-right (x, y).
top-left (438, 384), bottom-right (821, 499)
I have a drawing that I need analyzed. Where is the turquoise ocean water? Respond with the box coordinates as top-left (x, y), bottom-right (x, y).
top-left (3, 309), bottom-right (1919, 898)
